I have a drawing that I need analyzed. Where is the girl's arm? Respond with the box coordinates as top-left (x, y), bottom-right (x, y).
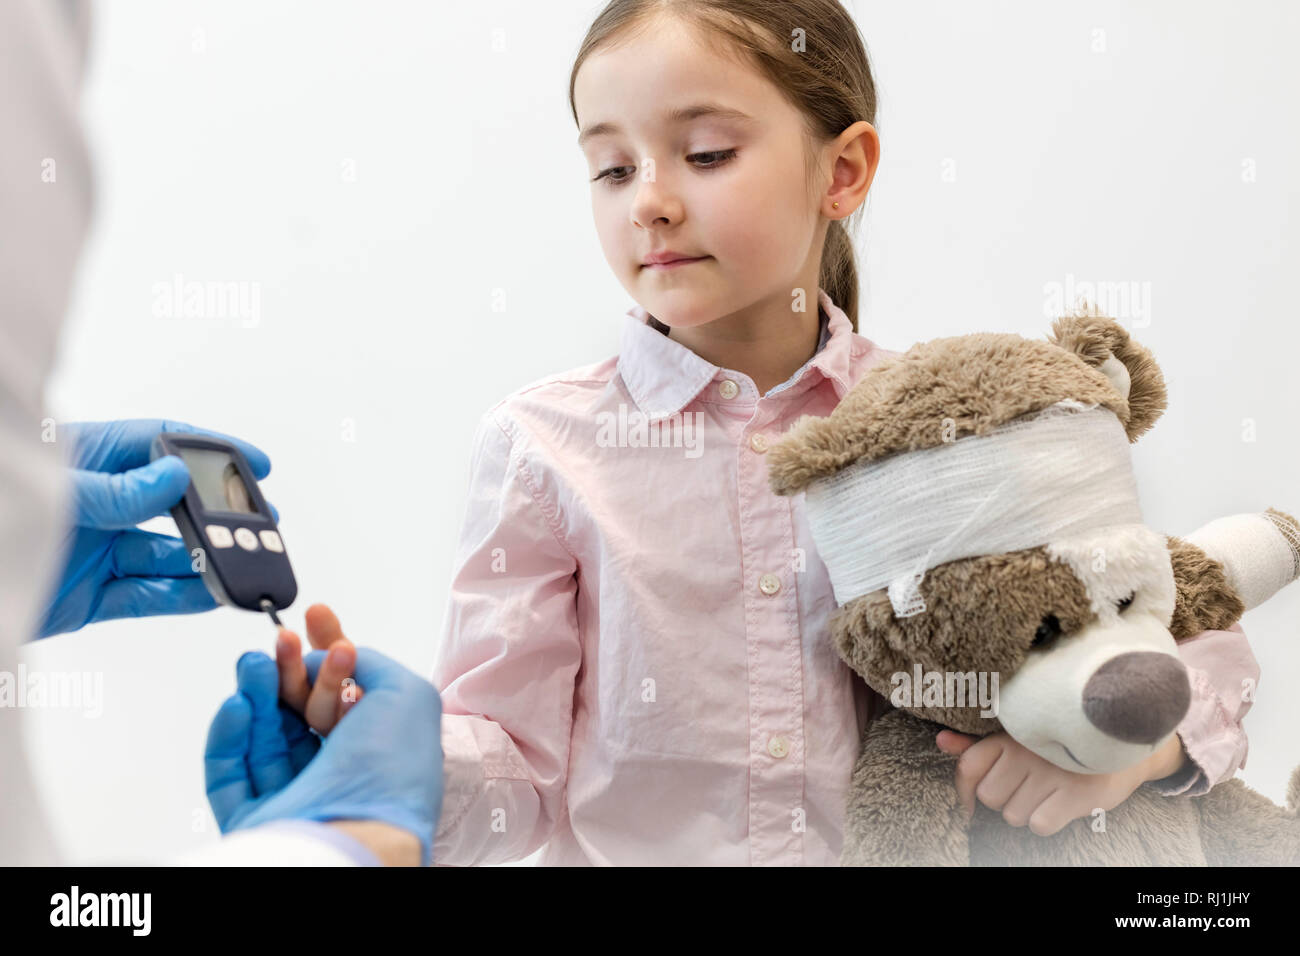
top-left (431, 409), bottom-right (581, 866)
top-left (1149, 510), bottom-right (1296, 795)
top-left (1148, 622), bottom-right (1259, 796)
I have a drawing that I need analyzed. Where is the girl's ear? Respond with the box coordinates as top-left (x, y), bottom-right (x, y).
top-left (1047, 303), bottom-right (1168, 441)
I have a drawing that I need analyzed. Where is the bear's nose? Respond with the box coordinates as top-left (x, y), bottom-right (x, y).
top-left (1082, 652), bottom-right (1191, 744)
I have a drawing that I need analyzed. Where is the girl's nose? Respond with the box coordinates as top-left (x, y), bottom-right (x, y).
top-left (630, 171), bottom-right (682, 229)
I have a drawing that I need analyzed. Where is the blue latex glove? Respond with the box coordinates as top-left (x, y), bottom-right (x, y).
top-left (36, 419), bottom-right (274, 637)
top-left (204, 648), bottom-right (444, 866)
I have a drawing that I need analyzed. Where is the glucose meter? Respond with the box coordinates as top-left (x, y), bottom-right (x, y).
top-left (151, 433), bottom-right (297, 624)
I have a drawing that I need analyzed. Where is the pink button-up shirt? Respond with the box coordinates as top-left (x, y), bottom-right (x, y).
top-left (430, 288), bottom-right (1257, 866)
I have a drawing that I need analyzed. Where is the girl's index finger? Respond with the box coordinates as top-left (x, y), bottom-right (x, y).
top-left (276, 627), bottom-right (310, 715)
top-left (304, 602), bottom-right (347, 651)
top-left (305, 639), bottom-right (356, 735)
top-left (338, 681), bottom-right (364, 723)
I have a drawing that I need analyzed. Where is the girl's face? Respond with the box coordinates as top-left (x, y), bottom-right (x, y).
top-left (575, 17), bottom-right (827, 328)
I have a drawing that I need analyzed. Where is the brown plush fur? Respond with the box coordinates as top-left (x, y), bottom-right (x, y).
top-left (1165, 536), bottom-right (1247, 638)
top-left (770, 312), bottom-right (1300, 866)
top-left (835, 540), bottom-right (1300, 865)
top-left (1047, 312), bottom-right (1168, 441)
top-left (844, 709), bottom-right (1300, 866)
top-left (832, 536), bottom-right (1258, 737)
top-left (831, 547), bottom-right (1094, 735)
top-left (769, 315), bottom-right (1158, 497)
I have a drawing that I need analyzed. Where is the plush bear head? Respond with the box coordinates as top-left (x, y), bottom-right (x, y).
top-left (768, 312), bottom-right (1248, 776)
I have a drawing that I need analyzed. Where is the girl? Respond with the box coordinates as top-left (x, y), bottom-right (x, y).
top-left (282, 0), bottom-right (1257, 865)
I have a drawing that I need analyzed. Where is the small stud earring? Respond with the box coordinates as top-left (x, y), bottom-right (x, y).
top-left (832, 201), bottom-right (839, 209)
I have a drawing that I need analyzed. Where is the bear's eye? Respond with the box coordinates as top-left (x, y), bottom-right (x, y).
top-left (1116, 591), bottom-right (1135, 612)
top-left (1032, 613), bottom-right (1062, 648)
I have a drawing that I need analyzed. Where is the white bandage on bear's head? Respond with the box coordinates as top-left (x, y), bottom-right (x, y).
top-left (802, 401), bottom-right (1144, 616)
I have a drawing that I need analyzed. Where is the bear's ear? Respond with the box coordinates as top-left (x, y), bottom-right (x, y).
top-left (1047, 303), bottom-right (1167, 441)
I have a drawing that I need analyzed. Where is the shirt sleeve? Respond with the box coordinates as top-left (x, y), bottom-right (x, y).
top-left (1147, 622), bottom-right (1258, 797)
top-left (430, 408), bottom-right (581, 865)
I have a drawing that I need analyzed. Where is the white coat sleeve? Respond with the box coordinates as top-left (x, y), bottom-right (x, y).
top-left (0, 0), bottom-right (96, 868)
top-left (0, 0), bottom-right (376, 867)
top-left (175, 821), bottom-right (379, 866)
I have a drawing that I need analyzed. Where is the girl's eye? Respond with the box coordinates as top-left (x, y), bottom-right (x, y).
top-left (591, 165), bottom-right (636, 186)
top-left (590, 164), bottom-right (636, 185)
top-left (689, 148), bottom-right (738, 168)
top-left (590, 148), bottom-right (738, 187)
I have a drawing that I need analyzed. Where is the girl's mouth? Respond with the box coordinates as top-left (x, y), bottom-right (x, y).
top-left (643, 256), bottom-right (710, 270)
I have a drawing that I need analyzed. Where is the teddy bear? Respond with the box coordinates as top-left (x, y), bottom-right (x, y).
top-left (767, 310), bottom-right (1300, 866)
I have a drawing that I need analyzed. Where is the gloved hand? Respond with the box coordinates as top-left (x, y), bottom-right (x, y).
top-left (36, 419), bottom-right (273, 637)
top-left (204, 647), bottom-right (444, 867)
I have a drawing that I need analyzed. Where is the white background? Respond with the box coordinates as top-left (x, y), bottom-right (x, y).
top-left (22, 0), bottom-right (1300, 864)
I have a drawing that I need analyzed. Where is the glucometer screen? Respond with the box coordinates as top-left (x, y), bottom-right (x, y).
top-left (177, 447), bottom-right (257, 514)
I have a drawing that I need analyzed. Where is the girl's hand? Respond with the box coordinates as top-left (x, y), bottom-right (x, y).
top-left (936, 729), bottom-right (1185, 836)
top-left (274, 603), bottom-right (364, 735)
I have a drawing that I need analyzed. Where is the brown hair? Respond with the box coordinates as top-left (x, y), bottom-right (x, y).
top-left (568, 0), bottom-right (878, 332)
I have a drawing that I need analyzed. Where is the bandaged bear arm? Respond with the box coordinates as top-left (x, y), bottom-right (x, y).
top-left (1184, 509), bottom-right (1300, 612)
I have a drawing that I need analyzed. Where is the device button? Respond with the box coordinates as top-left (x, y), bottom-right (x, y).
top-left (259, 530), bottom-right (284, 553)
top-left (234, 527), bottom-right (260, 551)
top-left (205, 525), bottom-right (235, 549)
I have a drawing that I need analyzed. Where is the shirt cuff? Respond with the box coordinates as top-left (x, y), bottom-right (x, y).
top-left (1145, 736), bottom-right (1206, 796)
top-left (1145, 668), bottom-right (1247, 797)
top-left (253, 819), bottom-right (383, 866)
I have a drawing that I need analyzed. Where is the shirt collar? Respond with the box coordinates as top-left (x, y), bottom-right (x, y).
top-left (617, 287), bottom-right (856, 422)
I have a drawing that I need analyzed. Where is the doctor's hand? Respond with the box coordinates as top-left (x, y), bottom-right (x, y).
top-left (36, 419), bottom-right (273, 637)
top-left (204, 646), bottom-right (444, 866)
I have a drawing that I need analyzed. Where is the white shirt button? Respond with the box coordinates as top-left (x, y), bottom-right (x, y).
top-left (718, 379), bottom-right (739, 400)
top-left (749, 433), bottom-right (769, 454)
top-left (234, 527), bottom-right (260, 551)
top-left (758, 572), bottom-right (781, 595)
top-left (768, 735), bottom-right (789, 758)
